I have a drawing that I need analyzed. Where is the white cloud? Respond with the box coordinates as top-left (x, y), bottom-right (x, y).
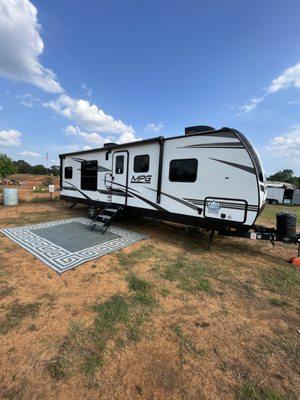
top-left (238, 61), bottom-right (300, 114)
top-left (18, 150), bottom-right (40, 157)
top-left (118, 131), bottom-right (140, 144)
top-left (237, 96), bottom-right (265, 115)
top-left (0, 129), bottom-right (22, 146)
top-left (16, 93), bottom-right (40, 108)
top-left (0, 0), bottom-right (63, 93)
top-left (64, 125), bottom-right (107, 147)
top-left (267, 63), bottom-right (300, 94)
top-left (81, 82), bottom-right (92, 98)
top-left (64, 124), bottom-right (140, 148)
top-left (145, 123), bottom-right (163, 133)
top-left (83, 145), bottom-right (92, 151)
top-left (0, 105), bottom-right (3, 110)
top-left (45, 95), bottom-right (140, 144)
top-left (266, 126), bottom-right (300, 171)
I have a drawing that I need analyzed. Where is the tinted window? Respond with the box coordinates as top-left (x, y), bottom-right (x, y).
top-left (64, 166), bottom-right (72, 179)
top-left (81, 160), bottom-right (98, 191)
top-left (134, 155), bottom-right (149, 173)
top-left (169, 159), bottom-right (198, 182)
top-left (115, 155), bottom-right (124, 174)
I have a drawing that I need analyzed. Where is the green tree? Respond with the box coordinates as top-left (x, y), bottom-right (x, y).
top-left (13, 159), bottom-right (32, 174)
top-left (268, 169), bottom-right (295, 183)
top-left (31, 164), bottom-right (47, 175)
top-left (0, 154), bottom-right (16, 183)
top-left (49, 165), bottom-right (60, 176)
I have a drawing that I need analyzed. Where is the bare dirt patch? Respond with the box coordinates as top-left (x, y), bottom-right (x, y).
top-left (0, 202), bottom-right (299, 399)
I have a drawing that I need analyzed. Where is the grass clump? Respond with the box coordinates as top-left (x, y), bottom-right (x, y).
top-left (269, 298), bottom-right (288, 307)
top-left (161, 256), bottom-right (215, 294)
top-left (238, 382), bottom-right (288, 400)
top-left (127, 273), bottom-right (157, 307)
top-left (0, 302), bottom-right (40, 335)
top-left (260, 265), bottom-right (299, 295)
top-left (0, 286), bottom-right (13, 299)
top-left (127, 274), bottom-right (151, 292)
top-left (93, 295), bottom-right (130, 337)
top-left (173, 324), bottom-right (204, 367)
top-left (117, 245), bottom-right (159, 268)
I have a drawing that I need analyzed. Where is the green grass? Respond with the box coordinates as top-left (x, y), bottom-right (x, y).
top-left (161, 256), bottom-right (216, 294)
top-left (132, 290), bottom-right (157, 307)
top-left (117, 245), bottom-right (156, 268)
top-left (238, 382), bottom-right (288, 400)
top-left (126, 274), bottom-right (151, 292)
top-left (0, 302), bottom-right (40, 334)
top-left (260, 264), bottom-right (300, 295)
top-left (46, 276), bottom-right (158, 379)
top-left (173, 324), bottom-right (204, 367)
top-left (259, 204), bottom-right (300, 226)
top-left (269, 298), bottom-right (289, 307)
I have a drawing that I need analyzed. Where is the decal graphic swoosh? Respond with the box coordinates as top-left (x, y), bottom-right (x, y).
top-left (209, 158), bottom-right (255, 174)
top-left (178, 141), bottom-right (243, 149)
top-left (62, 181), bottom-right (93, 200)
top-left (146, 188), bottom-right (200, 211)
top-left (103, 180), bottom-right (167, 211)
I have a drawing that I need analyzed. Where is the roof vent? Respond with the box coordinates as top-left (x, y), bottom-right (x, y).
top-left (103, 142), bottom-right (117, 147)
top-left (185, 125), bottom-right (215, 135)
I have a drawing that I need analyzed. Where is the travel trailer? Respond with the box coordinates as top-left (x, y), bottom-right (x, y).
top-left (59, 125), bottom-right (267, 234)
top-left (266, 181), bottom-right (295, 205)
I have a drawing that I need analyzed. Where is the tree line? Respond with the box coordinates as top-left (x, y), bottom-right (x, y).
top-left (267, 169), bottom-right (300, 189)
top-left (0, 153), bottom-right (60, 181)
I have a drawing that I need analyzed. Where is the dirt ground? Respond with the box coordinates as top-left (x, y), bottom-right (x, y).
top-left (0, 202), bottom-right (299, 400)
top-left (1, 174), bottom-right (60, 202)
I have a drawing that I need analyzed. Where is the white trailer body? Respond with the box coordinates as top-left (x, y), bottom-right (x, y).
top-left (266, 181), bottom-right (295, 205)
top-left (292, 189), bottom-right (300, 205)
top-left (266, 187), bottom-right (285, 204)
top-left (59, 127), bottom-right (266, 232)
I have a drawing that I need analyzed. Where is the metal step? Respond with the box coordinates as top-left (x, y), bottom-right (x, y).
top-left (99, 214), bottom-right (111, 220)
top-left (90, 205), bottom-right (124, 234)
top-left (91, 221), bottom-right (104, 226)
top-left (105, 208), bottom-right (119, 213)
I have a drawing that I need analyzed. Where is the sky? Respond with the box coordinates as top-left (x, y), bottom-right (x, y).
top-left (0, 0), bottom-right (300, 175)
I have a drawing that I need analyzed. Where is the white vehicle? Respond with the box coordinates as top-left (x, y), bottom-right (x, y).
top-left (292, 189), bottom-right (300, 205)
top-left (59, 125), bottom-right (267, 234)
top-left (266, 181), bottom-right (294, 205)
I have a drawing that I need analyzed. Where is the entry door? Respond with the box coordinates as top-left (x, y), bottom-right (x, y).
top-left (112, 151), bottom-right (129, 205)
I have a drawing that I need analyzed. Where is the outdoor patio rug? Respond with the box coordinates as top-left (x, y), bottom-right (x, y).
top-left (0, 218), bottom-right (147, 274)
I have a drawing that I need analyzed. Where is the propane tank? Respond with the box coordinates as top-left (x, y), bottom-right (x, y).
top-left (276, 212), bottom-right (297, 240)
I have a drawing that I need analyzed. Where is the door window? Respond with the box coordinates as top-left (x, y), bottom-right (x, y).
top-left (115, 155), bottom-right (124, 174)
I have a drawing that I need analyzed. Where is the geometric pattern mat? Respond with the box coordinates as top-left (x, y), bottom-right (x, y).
top-left (0, 218), bottom-right (147, 274)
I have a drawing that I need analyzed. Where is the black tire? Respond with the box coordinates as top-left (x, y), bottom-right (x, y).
top-left (271, 200), bottom-right (278, 205)
top-left (87, 205), bottom-right (98, 219)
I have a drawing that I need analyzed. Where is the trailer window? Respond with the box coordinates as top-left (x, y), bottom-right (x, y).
top-left (169, 158), bottom-right (198, 182)
top-left (115, 155), bottom-right (124, 174)
top-left (81, 160), bottom-right (98, 191)
top-left (134, 155), bottom-right (149, 173)
top-left (64, 167), bottom-right (72, 179)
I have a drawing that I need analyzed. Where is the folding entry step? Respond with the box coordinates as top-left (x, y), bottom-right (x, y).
top-left (90, 205), bottom-right (124, 234)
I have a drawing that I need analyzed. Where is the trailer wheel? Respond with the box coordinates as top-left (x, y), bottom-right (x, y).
top-left (87, 205), bottom-right (98, 219)
top-left (271, 200), bottom-right (278, 205)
